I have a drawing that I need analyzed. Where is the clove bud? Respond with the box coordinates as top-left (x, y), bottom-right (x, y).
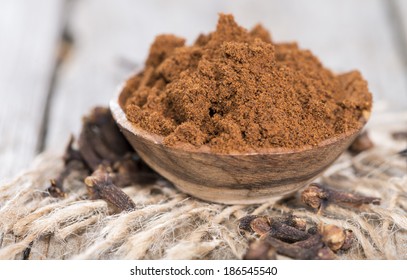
top-left (319, 224), bottom-right (345, 252)
top-left (301, 183), bottom-right (380, 211)
top-left (348, 131), bottom-right (374, 154)
top-left (85, 165), bottom-right (136, 212)
top-left (244, 239), bottom-right (276, 260)
top-left (48, 107), bottom-right (159, 201)
top-left (341, 229), bottom-right (355, 251)
top-left (239, 215), bottom-right (309, 242)
top-left (240, 213), bottom-right (355, 260)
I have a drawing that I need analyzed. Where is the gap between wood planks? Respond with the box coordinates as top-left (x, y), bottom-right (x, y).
top-left (20, 0), bottom-right (72, 259)
top-left (36, 0), bottom-right (74, 154)
top-left (35, 0), bottom-right (407, 157)
top-left (386, 0), bottom-right (407, 94)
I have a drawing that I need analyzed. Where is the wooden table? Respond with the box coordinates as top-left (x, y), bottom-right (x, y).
top-left (1, 0), bottom-right (407, 181)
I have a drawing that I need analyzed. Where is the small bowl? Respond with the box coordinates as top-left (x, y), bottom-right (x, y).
top-left (110, 83), bottom-right (368, 204)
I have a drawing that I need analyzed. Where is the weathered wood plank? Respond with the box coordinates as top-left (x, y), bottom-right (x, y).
top-left (0, 0), bottom-right (64, 181)
top-left (393, 0), bottom-right (407, 72)
top-left (223, 0), bottom-right (407, 109)
top-left (46, 0), bottom-right (407, 153)
top-left (1, 0), bottom-right (405, 178)
top-left (45, 0), bottom-right (220, 151)
top-left (394, 0), bottom-right (407, 38)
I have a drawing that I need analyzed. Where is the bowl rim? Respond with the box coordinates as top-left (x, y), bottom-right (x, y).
top-left (110, 81), bottom-right (369, 156)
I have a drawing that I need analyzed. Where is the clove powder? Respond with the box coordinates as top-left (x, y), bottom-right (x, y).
top-left (124, 14), bottom-right (372, 153)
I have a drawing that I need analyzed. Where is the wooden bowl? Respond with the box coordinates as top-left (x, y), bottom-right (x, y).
top-left (110, 85), bottom-right (369, 205)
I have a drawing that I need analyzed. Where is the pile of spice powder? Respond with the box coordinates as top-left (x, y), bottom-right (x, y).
top-left (124, 14), bottom-right (372, 153)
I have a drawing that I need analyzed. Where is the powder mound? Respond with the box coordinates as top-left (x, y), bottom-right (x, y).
top-left (124, 14), bottom-right (372, 153)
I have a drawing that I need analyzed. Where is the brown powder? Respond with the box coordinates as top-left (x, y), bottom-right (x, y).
top-left (124, 14), bottom-right (372, 153)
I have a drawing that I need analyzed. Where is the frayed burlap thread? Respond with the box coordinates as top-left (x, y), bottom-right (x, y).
top-left (0, 113), bottom-right (406, 259)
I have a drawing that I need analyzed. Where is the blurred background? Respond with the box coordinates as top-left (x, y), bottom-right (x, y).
top-left (1, 0), bottom-right (407, 180)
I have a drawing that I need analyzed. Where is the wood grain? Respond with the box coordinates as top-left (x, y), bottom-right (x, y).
top-left (0, 0), bottom-right (406, 259)
top-left (44, 0), bottom-right (228, 152)
top-left (394, 0), bottom-right (407, 46)
top-left (1, 0), bottom-right (406, 181)
top-left (221, 0), bottom-right (407, 109)
top-left (0, 0), bottom-right (64, 180)
top-left (392, 0), bottom-right (407, 87)
top-left (45, 0), bottom-right (407, 155)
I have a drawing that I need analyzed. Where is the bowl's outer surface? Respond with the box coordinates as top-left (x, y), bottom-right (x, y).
top-left (110, 86), bottom-right (365, 204)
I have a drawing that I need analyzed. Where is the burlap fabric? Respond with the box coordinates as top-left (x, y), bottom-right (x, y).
top-left (0, 112), bottom-right (406, 260)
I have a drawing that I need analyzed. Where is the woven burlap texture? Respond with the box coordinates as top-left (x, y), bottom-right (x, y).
top-left (0, 113), bottom-right (406, 260)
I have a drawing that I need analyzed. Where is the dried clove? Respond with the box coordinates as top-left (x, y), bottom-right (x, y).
top-left (348, 131), bottom-right (374, 154)
top-left (250, 216), bottom-right (271, 235)
top-left (268, 219), bottom-right (310, 243)
top-left (47, 136), bottom-right (87, 198)
top-left (316, 246), bottom-right (337, 260)
top-left (78, 107), bottom-right (132, 170)
top-left (240, 213), bottom-right (355, 260)
top-left (277, 214), bottom-right (307, 231)
top-left (392, 131), bottom-right (407, 141)
top-left (260, 234), bottom-right (333, 260)
top-left (112, 154), bottom-right (158, 186)
top-left (319, 224), bottom-right (355, 252)
top-left (341, 229), bottom-right (355, 251)
top-left (301, 184), bottom-right (328, 209)
top-left (85, 165), bottom-right (136, 212)
top-left (48, 107), bottom-right (159, 201)
top-left (239, 215), bottom-right (262, 232)
top-left (77, 107), bottom-right (158, 186)
top-left (239, 215), bottom-right (309, 243)
top-left (48, 179), bottom-right (67, 198)
top-left (307, 226), bottom-right (318, 235)
top-left (319, 224), bottom-right (346, 252)
top-left (301, 183), bottom-right (381, 211)
top-left (244, 239), bottom-right (277, 260)
top-left (259, 224), bottom-right (350, 259)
